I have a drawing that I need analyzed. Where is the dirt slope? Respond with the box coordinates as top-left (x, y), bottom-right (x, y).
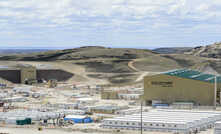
top-left (188, 42), bottom-right (221, 58)
top-left (1, 45), bottom-right (221, 85)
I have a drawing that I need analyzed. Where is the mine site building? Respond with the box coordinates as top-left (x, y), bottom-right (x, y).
top-left (215, 121), bottom-right (221, 134)
top-left (19, 64), bottom-right (37, 84)
top-left (0, 65), bottom-right (73, 84)
top-left (143, 69), bottom-right (221, 106)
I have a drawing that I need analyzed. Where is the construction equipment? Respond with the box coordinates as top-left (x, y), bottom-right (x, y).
top-left (47, 79), bottom-right (57, 88)
top-left (38, 126), bottom-right (43, 131)
top-left (24, 78), bottom-right (37, 85)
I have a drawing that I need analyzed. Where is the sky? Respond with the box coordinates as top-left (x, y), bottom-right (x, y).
top-left (0, 0), bottom-right (221, 49)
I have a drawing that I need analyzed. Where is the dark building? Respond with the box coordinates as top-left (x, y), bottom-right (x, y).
top-left (0, 65), bottom-right (74, 84)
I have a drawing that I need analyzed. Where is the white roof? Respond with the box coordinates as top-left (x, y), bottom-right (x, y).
top-left (65, 115), bottom-right (87, 119)
top-left (77, 98), bottom-right (94, 101)
top-left (103, 109), bottom-right (221, 126)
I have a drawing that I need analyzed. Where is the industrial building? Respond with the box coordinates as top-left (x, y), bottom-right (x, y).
top-left (101, 90), bottom-right (141, 100)
top-left (90, 106), bottom-right (125, 114)
top-left (19, 64), bottom-right (37, 84)
top-left (101, 90), bottom-right (119, 100)
top-left (0, 109), bottom-right (87, 125)
top-left (102, 109), bottom-right (221, 134)
top-left (215, 121), bottom-right (221, 134)
top-left (0, 64), bottom-right (73, 84)
top-left (143, 69), bottom-right (221, 106)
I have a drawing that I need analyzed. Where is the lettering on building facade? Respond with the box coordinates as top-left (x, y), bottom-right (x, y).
top-left (151, 81), bottom-right (173, 87)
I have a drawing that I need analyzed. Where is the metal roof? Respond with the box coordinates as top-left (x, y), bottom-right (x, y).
top-left (164, 69), bottom-right (221, 83)
top-left (103, 109), bottom-right (221, 125)
top-left (65, 115), bottom-right (87, 119)
top-left (91, 106), bottom-right (121, 110)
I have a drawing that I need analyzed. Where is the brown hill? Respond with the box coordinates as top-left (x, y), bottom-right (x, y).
top-left (188, 42), bottom-right (221, 58)
top-left (1, 45), bottom-right (221, 85)
top-left (0, 46), bottom-right (155, 61)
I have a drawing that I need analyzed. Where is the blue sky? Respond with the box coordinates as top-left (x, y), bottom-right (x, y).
top-left (0, 0), bottom-right (221, 49)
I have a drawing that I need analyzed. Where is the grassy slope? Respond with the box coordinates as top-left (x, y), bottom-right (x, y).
top-left (133, 54), bottom-right (221, 74)
top-left (1, 46), bottom-right (221, 84)
top-left (188, 42), bottom-right (221, 58)
top-left (0, 46), bottom-right (155, 61)
top-left (0, 46), bottom-right (154, 84)
top-left (153, 47), bottom-right (193, 54)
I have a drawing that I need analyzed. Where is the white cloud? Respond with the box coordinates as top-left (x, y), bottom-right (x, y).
top-left (0, 0), bottom-right (220, 25)
top-left (0, 0), bottom-right (221, 47)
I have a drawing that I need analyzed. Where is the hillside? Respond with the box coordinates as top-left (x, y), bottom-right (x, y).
top-left (0, 46), bottom-right (157, 85)
top-left (0, 46), bottom-right (221, 85)
top-left (0, 49), bottom-right (51, 55)
top-left (153, 47), bottom-right (193, 54)
top-left (188, 42), bottom-right (221, 58)
top-left (0, 46), bottom-right (155, 61)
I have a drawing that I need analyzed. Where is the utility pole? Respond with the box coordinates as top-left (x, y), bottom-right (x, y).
top-left (140, 101), bottom-right (143, 134)
top-left (214, 76), bottom-right (217, 110)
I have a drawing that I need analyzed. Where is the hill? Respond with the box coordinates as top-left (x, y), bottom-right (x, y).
top-left (0, 46), bottom-right (155, 61)
top-left (0, 46), bottom-right (157, 85)
top-left (0, 46), bottom-right (221, 85)
top-left (188, 42), bottom-right (221, 58)
top-left (153, 47), bottom-right (193, 54)
top-left (0, 49), bottom-right (51, 55)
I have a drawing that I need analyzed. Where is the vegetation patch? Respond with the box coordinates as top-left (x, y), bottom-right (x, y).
top-left (208, 61), bottom-right (221, 74)
top-left (87, 74), bottom-right (107, 79)
top-left (162, 55), bottom-right (194, 67)
top-left (108, 74), bottom-right (137, 84)
top-left (74, 60), bottom-right (133, 73)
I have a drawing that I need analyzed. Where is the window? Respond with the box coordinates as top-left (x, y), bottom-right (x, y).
top-left (150, 124), bottom-right (153, 126)
top-left (109, 122), bottom-right (112, 124)
top-left (156, 124), bottom-right (159, 126)
top-left (132, 123), bottom-right (135, 125)
top-left (115, 122), bottom-right (118, 125)
top-left (174, 125), bottom-right (177, 127)
top-left (162, 124), bottom-right (165, 127)
top-left (127, 122), bottom-right (129, 125)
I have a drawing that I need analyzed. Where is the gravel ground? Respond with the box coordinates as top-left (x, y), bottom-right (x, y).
top-left (0, 127), bottom-right (214, 134)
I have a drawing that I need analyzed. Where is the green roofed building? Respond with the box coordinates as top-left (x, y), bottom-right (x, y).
top-left (143, 69), bottom-right (221, 106)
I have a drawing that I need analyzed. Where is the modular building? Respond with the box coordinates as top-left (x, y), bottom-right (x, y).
top-left (101, 90), bottom-right (141, 100)
top-left (90, 106), bottom-right (123, 114)
top-left (215, 121), bottom-right (221, 134)
top-left (143, 69), bottom-right (221, 106)
top-left (102, 109), bottom-right (221, 134)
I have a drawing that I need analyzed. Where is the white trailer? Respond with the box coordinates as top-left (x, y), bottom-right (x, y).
top-left (102, 109), bottom-right (221, 134)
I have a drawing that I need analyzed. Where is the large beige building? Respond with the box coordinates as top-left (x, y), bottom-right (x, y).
top-left (20, 65), bottom-right (37, 84)
top-left (143, 69), bottom-right (221, 106)
top-left (0, 64), bottom-right (74, 84)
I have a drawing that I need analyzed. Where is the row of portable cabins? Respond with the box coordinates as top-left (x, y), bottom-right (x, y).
top-left (0, 109), bottom-right (86, 124)
top-left (102, 110), bottom-right (221, 134)
top-left (214, 121), bottom-right (221, 134)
